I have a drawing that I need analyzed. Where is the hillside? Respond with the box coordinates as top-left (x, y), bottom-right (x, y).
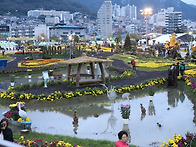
top-left (0, 0), bottom-right (96, 18)
top-left (76, 0), bottom-right (196, 20)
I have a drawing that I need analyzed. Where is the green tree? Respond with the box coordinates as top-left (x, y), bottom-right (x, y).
top-left (124, 33), bottom-right (131, 50)
top-left (92, 37), bottom-right (96, 42)
top-left (83, 36), bottom-right (88, 43)
top-left (73, 35), bottom-right (80, 43)
top-left (130, 33), bottom-right (138, 40)
top-left (115, 34), bottom-right (122, 44)
top-left (51, 35), bottom-right (58, 42)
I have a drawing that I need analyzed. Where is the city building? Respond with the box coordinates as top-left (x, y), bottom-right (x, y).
top-left (112, 4), bottom-right (121, 20)
top-left (11, 24), bottom-right (49, 40)
top-left (121, 4), bottom-right (137, 20)
top-left (45, 16), bottom-right (60, 25)
top-left (27, 9), bottom-right (73, 24)
top-left (0, 25), bottom-right (10, 40)
top-left (97, 1), bottom-right (112, 37)
top-left (150, 7), bottom-right (182, 34)
top-left (49, 25), bottom-right (86, 42)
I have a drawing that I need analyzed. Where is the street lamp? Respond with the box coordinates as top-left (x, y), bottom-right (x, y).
top-left (189, 31), bottom-right (193, 53)
top-left (140, 8), bottom-right (153, 48)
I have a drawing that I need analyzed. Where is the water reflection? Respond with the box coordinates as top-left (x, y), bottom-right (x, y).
top-left (72, 110), bottom-right (79, 134)
top-left (103, 101), bottom-right (117, 133)
top-left (148, 99), bottom-right (156, 116)
top-left (140, 104), bottom-right (146, 121)
top-left (0, 90), bottom-right (195, 147)
top-left (167, 88), bottom-right (186, 107)
top-left (122, 124), bottom-right (131, 144)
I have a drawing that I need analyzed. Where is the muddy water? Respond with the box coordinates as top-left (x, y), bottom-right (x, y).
top-left (0, 89), bottom-right (195, 147)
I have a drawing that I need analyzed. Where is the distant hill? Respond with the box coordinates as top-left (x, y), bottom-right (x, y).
top-left (76, 0), bottom-right (196, 21)
top-left (0, 0), bottom-right (96, 18)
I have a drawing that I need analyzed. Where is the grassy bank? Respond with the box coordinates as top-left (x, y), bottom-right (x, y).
top-left (13, 132), bottom-right (137, 147)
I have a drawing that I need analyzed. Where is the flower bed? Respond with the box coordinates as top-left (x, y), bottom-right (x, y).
top-left (14, 137), bottom-right (81, 147)
top-left (18, 59), bottom-right (65, 67)
top-left (15, 51), bottom-right (42, 54)
top-left (0, 77), bottom-right (166, 101)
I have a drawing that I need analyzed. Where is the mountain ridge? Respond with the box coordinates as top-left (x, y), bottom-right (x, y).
top-left (76, 0), bottom-right (196, 20)
top-left (0, 0), bottom-right (195, 21)
top-left (0, 0), bottom-right (96, 18)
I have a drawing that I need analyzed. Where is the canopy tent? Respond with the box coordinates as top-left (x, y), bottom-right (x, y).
top-left (148, 33), bottom-right (187, 45)
top-left (59, 53), bottom-right (113, 87)
top-left (0, 41), bottom-right (18, 49)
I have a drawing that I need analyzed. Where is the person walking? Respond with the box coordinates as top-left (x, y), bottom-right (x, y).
top-left (0, 118), bottom-right (14, 142)
top-left (115, 130), bottom-right (129, 147)
top-left (179, 62), bottom-right (185, 77)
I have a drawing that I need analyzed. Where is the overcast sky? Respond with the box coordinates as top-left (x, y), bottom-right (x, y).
top-left (181, 0), bottom-right (196, 5)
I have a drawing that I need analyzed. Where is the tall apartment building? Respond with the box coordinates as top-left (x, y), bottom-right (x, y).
top-left (97, 1), bottom-right (112, 36)
top-left (121, 4), bottom-right (137, 20)
top-left (165, 9), bottom-right (182, 34)
top-left (151, 7), bottom-right (182, 34)
top-left (112, 4), bottom-right (121, 19)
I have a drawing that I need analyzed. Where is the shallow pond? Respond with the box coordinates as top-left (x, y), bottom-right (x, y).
top-left (0, 88), bottom-right (195, 147)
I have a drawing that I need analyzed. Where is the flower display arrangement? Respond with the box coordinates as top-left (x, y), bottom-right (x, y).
top-left (3, 102), bottom-right (31, 122)
top-left (120, 104), bottom-right (131, 119)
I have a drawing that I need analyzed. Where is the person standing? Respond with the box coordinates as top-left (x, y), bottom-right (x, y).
top-left (176, 62), bottom-right (180, 76)
top-left (0, 118), bottom-right (14, 142)
top-left (131, 59), bottom-right (136, 71)
top-left (115, 131), bottom-right (129, 147)
top-left (179, 62), bottom-right (185, 77)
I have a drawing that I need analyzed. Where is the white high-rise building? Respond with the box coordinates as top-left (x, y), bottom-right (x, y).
top-left (112, 4), bottom-right (121, 19)
top-left (97, 1), bottom-right (112, 36)
top-left (120, 4), bottom-right (137, 20)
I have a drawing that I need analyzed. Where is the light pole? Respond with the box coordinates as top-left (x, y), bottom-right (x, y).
top-left (69, 35), bottom-right (72, 59)
top-left (140, 8), bottom-right (152, 48)
top-left (189, 31), bottom-right (193, 53)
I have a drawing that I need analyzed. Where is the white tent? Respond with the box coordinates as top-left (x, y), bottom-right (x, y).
top-left (0, 41), bottom-right (18, 49)
top-left (148, 33), bottom-right (187, 45)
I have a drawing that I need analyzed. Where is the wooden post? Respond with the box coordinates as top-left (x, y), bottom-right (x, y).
top-left (99, 62), bottom-right (105, 84)
top-left (68, 64), bottom-right (71, 81)
top-left (76, 63), bottom-right (82, 87)
top-left (90, 62), bottom-right (95, 79)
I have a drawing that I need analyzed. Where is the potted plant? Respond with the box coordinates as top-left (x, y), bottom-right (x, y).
top-left (120, 104), bottom-right (131, 124)
top-left (10, 75), bottom-right (15, 87)
top-left (148, 86), bottom-right (155, 96)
